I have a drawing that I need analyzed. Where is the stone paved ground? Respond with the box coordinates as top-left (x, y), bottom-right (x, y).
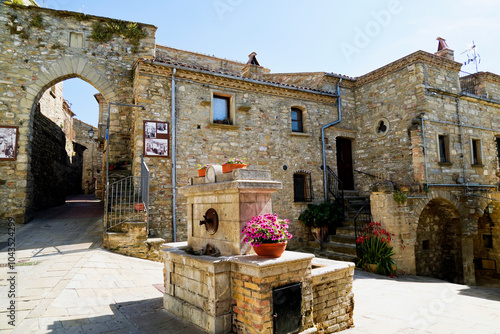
top-left (0, 195), bottom-right (204, 334)
top-left (344, 270), bottom-right (500, 334)
top-left (1, 195), bottom-right (500, 333)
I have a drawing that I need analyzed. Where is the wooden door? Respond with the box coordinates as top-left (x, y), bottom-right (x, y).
top-left (336, 138), bottom-right (354, 190)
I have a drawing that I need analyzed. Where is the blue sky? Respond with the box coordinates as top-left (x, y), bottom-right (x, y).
top-left (40, 0), bottom-right (500, 126)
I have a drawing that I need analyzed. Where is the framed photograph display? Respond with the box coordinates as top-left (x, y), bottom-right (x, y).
top-left (143, 121), bottom-right (169, 157)
top-left (0, 126), bottom-right (18, 161)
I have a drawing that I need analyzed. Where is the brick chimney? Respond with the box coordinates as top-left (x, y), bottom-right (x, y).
top-left (242, 52), bottom-right (264, 79)
top-left (435, 37), bottom-right (454, 60)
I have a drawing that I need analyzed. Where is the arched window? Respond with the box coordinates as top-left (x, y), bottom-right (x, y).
top-left (291, 107), bottom-right (303, 132)
top-left (293, 171), bottom-right (313, 202)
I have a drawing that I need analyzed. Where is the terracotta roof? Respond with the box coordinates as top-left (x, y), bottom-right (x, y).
top-left (150, 55), bottom-right (336, 95)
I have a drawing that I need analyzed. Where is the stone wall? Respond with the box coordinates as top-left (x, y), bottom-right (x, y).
top-left (73, 118), bottom-right (102, 195)
top-left (31, 106), bottom-right (83, 211)
top-left (0, 2), bottom-right (156, 222)
top-left (312, 258), bottom-right (355, 333)
top-left (156, 45), bottom-right (271, 77)
top-left (133, 61), bottom-right (341, 244)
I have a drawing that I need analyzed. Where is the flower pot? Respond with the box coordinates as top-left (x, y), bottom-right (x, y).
top-left (253, 242), bottom-right (287, 258)
top-left (311, 226), bottom-right (329, 242)
top-left (134, 203), bottom-right (145, 211)
top-left (198, 169), bottom-right (206, 177)
top-left (367, 263), bottom-right (378, 273)
top-left (222, 163), bottom-right (247, 173)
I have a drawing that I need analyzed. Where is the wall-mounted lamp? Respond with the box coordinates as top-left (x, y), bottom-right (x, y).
top-left (487, 203), bottom-right (494, 215)
top-left (88, 128), bottom-right (94, 139)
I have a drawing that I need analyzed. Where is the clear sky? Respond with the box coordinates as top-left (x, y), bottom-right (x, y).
top-left (39, 0), bottom-right (500, 127)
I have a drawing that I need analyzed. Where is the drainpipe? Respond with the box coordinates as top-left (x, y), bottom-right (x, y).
top-left (171, 68), bottom-right (177, 242)
top-left (322, 78), bottom-right (342, 201)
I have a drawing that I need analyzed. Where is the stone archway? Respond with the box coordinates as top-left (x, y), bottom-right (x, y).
top-left (0, 3), bottom-right (157, 223)
top-left (415, 198), bottom-right (464, 283)
top-left (474, 202), bottom-right (500, 284)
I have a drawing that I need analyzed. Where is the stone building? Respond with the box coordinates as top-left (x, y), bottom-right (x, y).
top-left (1, 2), bottom-right (499, 286)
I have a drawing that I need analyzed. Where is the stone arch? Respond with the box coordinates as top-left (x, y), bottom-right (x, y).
top-left (20, 57), bottom-right (117, 220)
top-left (412, 189), bottom-right (463, 217)
top-left (21, 57), bottom-right (117, 114)
top-left (473, 200), bottom-right (500, 283)
top-left (415, 197), bottom-right (464, 283)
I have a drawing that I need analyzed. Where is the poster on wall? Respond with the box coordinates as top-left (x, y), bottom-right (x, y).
top-left (0, 126), bottom-right (18, 161)
top-left (143, 121), bottom-right (169, 157)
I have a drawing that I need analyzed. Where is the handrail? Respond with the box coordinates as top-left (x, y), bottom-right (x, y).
top-left (354, 199), bottom-right (371, 241)
top-left (105, 157), bottom-right (150, 233)
top-left (326, 166), bottom-right (344, 214)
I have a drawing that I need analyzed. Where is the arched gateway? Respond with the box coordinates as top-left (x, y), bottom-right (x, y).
top-left (0, 2), bottom-right (156, 222)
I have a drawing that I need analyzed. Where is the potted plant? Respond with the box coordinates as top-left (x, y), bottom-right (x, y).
top-left (197, 163), bottom-right (212, 177)
top-left (298, 200), bottom-right (344, 247)
top-left (241, 213), bottom-right (293, 258)
top-left (355, 221), bottom-right (396, 276)
top-left (222, 157), bottom-right (247, 173)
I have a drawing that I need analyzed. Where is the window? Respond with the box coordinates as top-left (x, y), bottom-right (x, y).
top-left (291, 108), bottom-right (303, 132)
top-left (212, 95), bottom-right (231, 125)
top-left (438, 134), bottom-right (450, 163)
top-left (293, 171), bottom-right (313, 202)
top-left (471, 139), bottom-right (482, 165)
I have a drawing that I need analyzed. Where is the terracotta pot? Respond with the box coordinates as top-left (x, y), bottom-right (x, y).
top-left (311, 226), bottom-right (329, 242)
top-left (367, 263), bottom-right (378, 273)
top-left (134, 203), bottom-right (145, 212)
top-left (253, 242), bottom-right (287, 258)
top-left (198, 169), bottom-right (206, 177)
top-left (222, 163), bottom-right (247, 173)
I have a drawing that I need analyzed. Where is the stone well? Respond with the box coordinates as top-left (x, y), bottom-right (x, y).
top-left (162, 167), bottom-right (354, 333)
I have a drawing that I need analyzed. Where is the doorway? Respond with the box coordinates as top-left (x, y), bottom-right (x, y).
top-left (336, 137), bottom-right (354, 190)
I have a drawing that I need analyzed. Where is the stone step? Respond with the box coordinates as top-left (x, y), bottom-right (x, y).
top-left (319, 241), bottom-right (357, 256)
top-left (329, 234), bottom-right (356, 245)
top-left (343, 190), bottom-right (360, 197)
top-left (298, 247), bottom-right (357, 263)
top-left (336, 226), bottom-right (356, 237)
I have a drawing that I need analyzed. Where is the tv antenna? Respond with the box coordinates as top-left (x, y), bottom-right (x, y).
top-left (461, 40), bottom-right (480, 73)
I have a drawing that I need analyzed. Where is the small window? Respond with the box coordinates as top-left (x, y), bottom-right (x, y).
top-left (291, 108), bottom-right (303, 132)
top-left (471, 139), bottom-right (482, 165)
top-left (438, 135), bottom-right (450, 163)
top-left (213, 95), bottom-right (231, 125)
top-left (293, 171), bottom-right (313, 202)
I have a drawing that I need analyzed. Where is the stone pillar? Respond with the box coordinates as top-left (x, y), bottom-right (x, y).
top-left (179, 168), bottom-right (282, 256)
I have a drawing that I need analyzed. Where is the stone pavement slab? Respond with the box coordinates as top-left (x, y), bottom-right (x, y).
top-left (344, 270), bottom-right (500, 334)
top-left (0, 196), bottom-right (204, 334)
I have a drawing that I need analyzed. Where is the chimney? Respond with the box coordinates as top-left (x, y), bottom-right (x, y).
top-left (242, 52), bottom-right (264, 79)
top-left (435, 37), bottom-right (454, 61)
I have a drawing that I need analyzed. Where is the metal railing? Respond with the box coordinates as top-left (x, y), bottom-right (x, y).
top-left (354, 199), bottom-right (372, 241)
top-left (105, 156), bottom-right (150, 233)
top-left (459, 71), bottom-right (478, 95)
top-left (326, 166), bottom-right (344, 212)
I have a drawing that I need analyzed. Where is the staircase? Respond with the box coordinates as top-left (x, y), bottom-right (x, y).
top-left (103, 157), bottom-right (165, 261)
top-left (302, 191), bottom-right (370, 262)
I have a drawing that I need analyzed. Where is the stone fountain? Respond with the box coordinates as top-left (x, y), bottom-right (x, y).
top-left (162, 166), bottom-right (354, 333)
